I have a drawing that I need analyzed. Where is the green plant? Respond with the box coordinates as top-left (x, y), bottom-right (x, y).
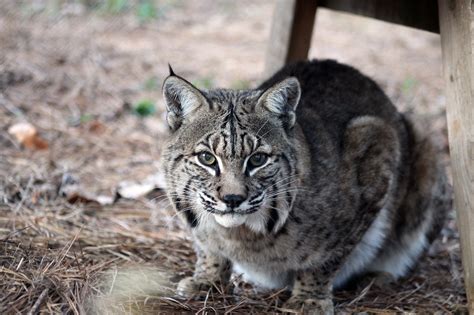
top-left (133, 100), bottom-right (156, 117)
top-left (193, 76), bottom-right (214, 89)
top-left (401, 77), bottom-right (418, 95)
top-left (80, 113), bottom-right (94, 123)
top-left (136, 0), bottom-right (158, 23)
top-left (143, 76), bottom-right (159, 91)
top-left (99, 0), bottom-right (128, 13)
top-left (231, 79), bottom-right (251, 90)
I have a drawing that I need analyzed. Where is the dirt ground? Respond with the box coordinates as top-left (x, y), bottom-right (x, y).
top-left (0, 0), bottom-right (467, 313)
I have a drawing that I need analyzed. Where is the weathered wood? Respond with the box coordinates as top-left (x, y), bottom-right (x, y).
top-left (438, 0), bottom-right (474, 311)
top-left (264, 0), bottom-right (318, 77)
top-left (319, 0), bottom-right (439, 33)
top-left (264, 0), bottom-right (440, 78)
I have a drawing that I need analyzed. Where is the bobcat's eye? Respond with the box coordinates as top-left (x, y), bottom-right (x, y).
top-left (198, 152), bottom-right (217, 166)
top-left (248, 153), bottom-right (268, 168)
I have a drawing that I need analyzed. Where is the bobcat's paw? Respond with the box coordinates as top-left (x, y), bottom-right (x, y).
top-left (176, 276), bottom-right (212, 298)
top-left (283, 295), bottom-right (334, 315)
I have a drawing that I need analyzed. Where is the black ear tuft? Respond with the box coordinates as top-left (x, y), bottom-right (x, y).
top-left (168, 63), bottom-right (175, 76)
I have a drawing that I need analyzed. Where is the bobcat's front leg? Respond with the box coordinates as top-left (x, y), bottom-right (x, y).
top-left (177, 248), bottom-right (231, 297)
top-left (283, 269), bottom-right (334, 315)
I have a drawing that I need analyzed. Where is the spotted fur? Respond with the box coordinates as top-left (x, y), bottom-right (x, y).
top-left (161, 60), bottom-right (451, 314)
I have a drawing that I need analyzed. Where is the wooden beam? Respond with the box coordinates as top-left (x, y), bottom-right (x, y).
top-left (319, 0), bottom-right (439, 33)
top-left (438, 0), bottom-right (474, 311)
top-left (264, 0), bottom-right (318, 77)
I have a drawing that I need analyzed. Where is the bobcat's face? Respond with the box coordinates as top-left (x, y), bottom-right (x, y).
top-left (162, 71), bottom-right (301, 234)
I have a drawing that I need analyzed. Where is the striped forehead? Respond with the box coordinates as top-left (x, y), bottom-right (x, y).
top-left (204, 90), bottom-right (259, 159)
top-left (210, 108), bottom-right (254, 159)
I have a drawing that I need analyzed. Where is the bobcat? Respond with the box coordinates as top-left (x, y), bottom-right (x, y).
top-left (161, 60), bottom-right (450, 314)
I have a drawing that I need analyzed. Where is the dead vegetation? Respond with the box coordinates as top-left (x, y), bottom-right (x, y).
top-left (0, 0), bottom-right (467, 313)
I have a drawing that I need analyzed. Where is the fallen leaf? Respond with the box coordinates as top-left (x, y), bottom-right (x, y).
top-left (117, 181), bottom-right (155, 199)
top-left (59, 173), bottom-right (115, 206)
top-left (87, 120), bottom-right (106, 134)
top-left (8, 122), bottom-right (49, 150)
top-left (95, 195), bottom-right (115, 205)
top-left (145, 172), bottom-right (167, 190)
top-left (117, 173), bottom-right (166, 200)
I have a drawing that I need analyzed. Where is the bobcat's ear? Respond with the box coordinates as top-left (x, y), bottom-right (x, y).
top-left (256, 77), bottom-right (301, 129)
top-left (162, 71), bottom-right (208, 131)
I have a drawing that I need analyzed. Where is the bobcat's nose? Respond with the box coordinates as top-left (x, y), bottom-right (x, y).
top-left (222, 194), bottom-right (245, 209)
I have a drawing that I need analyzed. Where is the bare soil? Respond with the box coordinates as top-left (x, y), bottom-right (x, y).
top-left (0, 1), bottom-right (466, 313)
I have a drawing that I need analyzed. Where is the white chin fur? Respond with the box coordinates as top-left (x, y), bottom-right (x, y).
top-left (214, 213), bottom-right (247, 228)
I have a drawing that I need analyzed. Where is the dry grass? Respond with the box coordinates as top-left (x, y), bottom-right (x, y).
top-left (0, 1), bottom-right (467, 313)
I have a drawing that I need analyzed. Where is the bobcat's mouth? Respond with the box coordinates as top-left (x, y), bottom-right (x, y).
top-left (204, 207), bottom-right (259, 215)
top-left (209, 206), bottom-right (262, 228)
top-left (197, 192), bottom-right (273, 231)
top-left (198, 192), bottom-right (264, 216)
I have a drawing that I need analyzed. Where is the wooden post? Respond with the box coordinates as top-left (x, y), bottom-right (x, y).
top-left (264, 0), bottom-right (318, 77)
top-left (438, 0), bottom-right (474, 311)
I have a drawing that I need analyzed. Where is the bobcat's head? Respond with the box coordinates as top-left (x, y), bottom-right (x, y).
top-left (162, 68), bottom-right (301, 234)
